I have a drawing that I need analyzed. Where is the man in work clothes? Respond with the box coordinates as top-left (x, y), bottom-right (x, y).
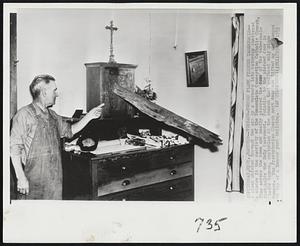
top-left (10, 74), bottom-right (104, 200)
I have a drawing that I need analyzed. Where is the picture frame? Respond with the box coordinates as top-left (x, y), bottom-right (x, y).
top-left (185, 50), bottom-right (209, 87)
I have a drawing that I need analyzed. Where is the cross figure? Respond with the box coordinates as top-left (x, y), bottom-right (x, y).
top-left (105, 20), bottom-right (118, 63)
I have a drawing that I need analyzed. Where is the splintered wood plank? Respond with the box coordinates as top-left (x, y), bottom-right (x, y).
top-left (113, 83), bottom-right (222, 146)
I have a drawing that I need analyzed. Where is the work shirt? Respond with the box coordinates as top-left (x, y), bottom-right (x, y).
top-left (10, 102), bottom-right (73, 164)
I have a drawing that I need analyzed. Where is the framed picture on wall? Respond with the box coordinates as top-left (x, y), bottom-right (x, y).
top-left (185, 51), bottom-right (209, 87)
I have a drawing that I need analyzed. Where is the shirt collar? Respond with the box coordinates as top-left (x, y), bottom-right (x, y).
top-left (32, 102), bottom-right (48, 116)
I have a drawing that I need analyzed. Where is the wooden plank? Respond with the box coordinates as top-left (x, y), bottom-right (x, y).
top-left (10, 13), bottom-right (17, 119)
top-left (10, 13), bottom-right (17, 201)
top-left (113, 83), bottom-right (222, 146)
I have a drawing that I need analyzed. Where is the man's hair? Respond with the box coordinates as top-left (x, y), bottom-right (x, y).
top-left (29, 74), bottom-right (55, 99)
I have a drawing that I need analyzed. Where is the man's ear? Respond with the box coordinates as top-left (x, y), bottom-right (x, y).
top-left (40, 86), bottom-right (47, 97)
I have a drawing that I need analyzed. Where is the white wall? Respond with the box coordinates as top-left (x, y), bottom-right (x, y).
top-left (17, 8), bottom-right (239, 202)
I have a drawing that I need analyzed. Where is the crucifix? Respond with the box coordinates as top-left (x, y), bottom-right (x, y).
top-left (105, 20), bottom-right (118, 63)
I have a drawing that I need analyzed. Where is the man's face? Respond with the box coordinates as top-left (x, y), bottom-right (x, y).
top-left (43, 80), bottom-right (58, 107)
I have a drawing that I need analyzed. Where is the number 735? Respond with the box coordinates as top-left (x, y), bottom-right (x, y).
top-left (195, 217), bottom-right (227, 232)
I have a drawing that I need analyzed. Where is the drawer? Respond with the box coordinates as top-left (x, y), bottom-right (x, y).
top-left (94, 144), bottom-right (194, 185)
top-left (97, 176), bottom-right (194, 201)
top-left (97, 161), bottom-right (193, 197)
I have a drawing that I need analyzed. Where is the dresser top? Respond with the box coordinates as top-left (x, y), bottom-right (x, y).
top-left (84, 62), bottom-right (138, 69)
top-left (67, 143), bottom-right (193, 161)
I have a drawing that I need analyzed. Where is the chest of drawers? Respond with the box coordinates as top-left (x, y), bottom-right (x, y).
top-left (62, 143), bottom-right (194, 201)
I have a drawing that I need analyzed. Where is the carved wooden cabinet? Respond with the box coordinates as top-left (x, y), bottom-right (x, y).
top-left (62, 144), bottom-right (194, 201)
top-left (85, 62), bottom-right (137, 118)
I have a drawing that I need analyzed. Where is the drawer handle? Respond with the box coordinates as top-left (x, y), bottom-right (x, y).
top-left (169, 186), bottom-right (175, 190)
top-left (122, 180), bottom-right (130, 186)
top-left (170, 170), bottom-right (177, 176)
top-left (169, 156), bottom-right (175, 160)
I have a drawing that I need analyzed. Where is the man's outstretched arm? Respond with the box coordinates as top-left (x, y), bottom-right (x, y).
top-left (71, 103), bottom-right (105, 135)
